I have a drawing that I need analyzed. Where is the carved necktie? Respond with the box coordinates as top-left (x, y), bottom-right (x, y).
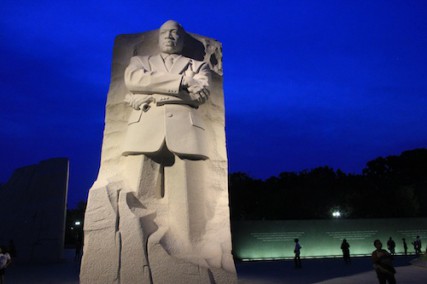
top-left (165, 55), bottom-right (174, 71)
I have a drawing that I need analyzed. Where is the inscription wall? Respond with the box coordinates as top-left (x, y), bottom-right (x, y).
top-left (233, 218), bottom-right (427, 260)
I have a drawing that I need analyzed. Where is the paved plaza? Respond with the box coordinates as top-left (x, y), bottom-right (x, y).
top-left (4, 250), bottom-right (426, 283)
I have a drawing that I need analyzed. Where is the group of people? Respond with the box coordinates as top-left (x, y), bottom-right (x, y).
top-left (387, 236), bottom-right (423, 256)
top-left (340, 235), bottom-right (422, 261)
top-left (293, 236), bottom-right (423, 284)
top-left (342, 236), bottom-right (423, 284)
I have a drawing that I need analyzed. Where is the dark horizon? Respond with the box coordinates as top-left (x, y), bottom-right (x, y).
top-left (0, 148), bottom-right (427, 214)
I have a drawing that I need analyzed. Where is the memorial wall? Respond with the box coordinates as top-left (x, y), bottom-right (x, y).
top-left (232, 218), bottom-right (427, 260)
top-left (0, 158), bottom-right (69, 263)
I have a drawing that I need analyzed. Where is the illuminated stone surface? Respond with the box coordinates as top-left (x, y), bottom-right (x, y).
top-left (80, 20), bottom-right (236, 283)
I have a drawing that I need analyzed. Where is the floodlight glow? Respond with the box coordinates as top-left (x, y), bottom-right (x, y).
top-left (75, 221), bottom-right (81, 226)
top-left (332, 211), bottom-right (341, 218)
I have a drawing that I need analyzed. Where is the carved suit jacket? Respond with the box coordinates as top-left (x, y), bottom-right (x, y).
top-left (122, 54), bottom-right (211, 159)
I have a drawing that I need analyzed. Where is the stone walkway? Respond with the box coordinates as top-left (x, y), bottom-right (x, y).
top-left (237, 255), bottom-right (427, 284)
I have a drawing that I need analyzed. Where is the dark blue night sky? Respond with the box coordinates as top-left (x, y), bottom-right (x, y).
top-left (1, 0), bottom-right (426, 208)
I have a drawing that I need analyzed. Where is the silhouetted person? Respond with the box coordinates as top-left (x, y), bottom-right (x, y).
top-left (412, 235), bottom-right (422, 256)
top-left (402, 238), bottom-right (408, 255)
top-left (372, 239), bottom-right (396, 284)
top-left (293, 238), bottom-right (302, 268)
top-left (341, 239), bottom-right (351, 264)
top-left (387, 237), bottom-right (396, 255)
top-left (0, 247), bottom-right (12, 284)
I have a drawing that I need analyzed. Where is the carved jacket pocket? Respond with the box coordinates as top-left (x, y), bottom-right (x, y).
top-left (128, 109), bottom-right (143, 125)
top-left (189, 110), bottom-right (205, 130)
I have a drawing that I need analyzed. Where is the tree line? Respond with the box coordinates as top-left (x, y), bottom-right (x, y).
top-left (229, 148), bottom-right (427, 220)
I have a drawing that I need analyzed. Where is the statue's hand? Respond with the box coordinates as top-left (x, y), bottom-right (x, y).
top-left (183, 75), bottom-right (210, 104)
top-left (124, 93), bottom-right (154, 110)
top-left (188, 85), bottom-right (210, 104)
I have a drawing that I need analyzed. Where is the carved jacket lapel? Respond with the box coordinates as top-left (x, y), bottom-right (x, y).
top-left (170, 56), bottom-right (190, 74)
top-left (150, 54), bottom-right (168, 73)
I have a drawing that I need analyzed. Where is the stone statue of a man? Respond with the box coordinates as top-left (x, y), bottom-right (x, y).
top-left (80, 20), bottom-right (236, 284)
top-left (122, 19), bottom-right (213, 258)
top-left (123, 20), bottom-right (211, 159)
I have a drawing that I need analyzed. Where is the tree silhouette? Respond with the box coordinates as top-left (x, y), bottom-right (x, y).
top-left (229, 148), bottom-right (427, 220)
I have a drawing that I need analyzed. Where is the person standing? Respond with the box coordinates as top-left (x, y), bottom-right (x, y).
top-left (0, 247), bottom-right (12, 284)
top-left (372, 239), bottom-right (396, 284)
top-left (402, 238), bottom-right (408, 255)
top-left (294, 238), bottom-right (302, 268)
top-left (412, 236), bottom-right (422, 256)
top-left (341, 239), bottom-right (351, 263)
top-left (387, 237), bottom-right (396, 255)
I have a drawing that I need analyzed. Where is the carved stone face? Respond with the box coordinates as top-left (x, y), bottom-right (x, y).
top-left (159, 20), bottom-right (184, 54)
